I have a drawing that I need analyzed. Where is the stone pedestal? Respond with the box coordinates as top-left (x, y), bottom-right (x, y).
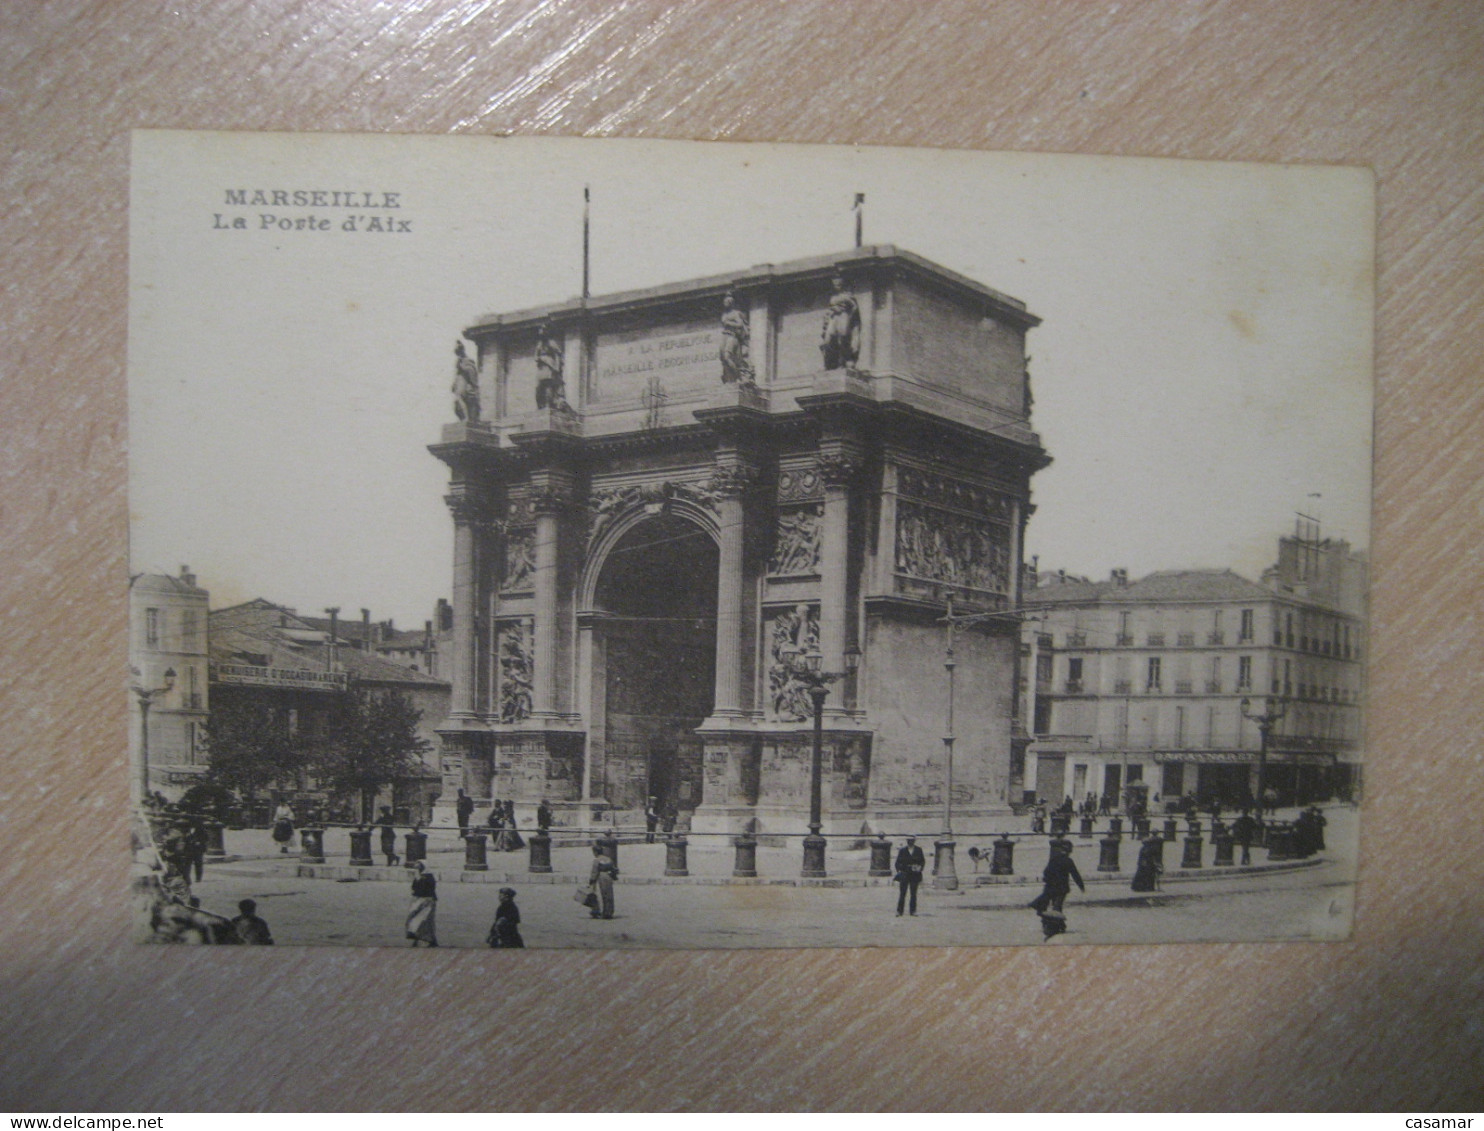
top-left (932, 838), bottom-right (958, 890)
top-left (348, 828), bottom-right (373, 867)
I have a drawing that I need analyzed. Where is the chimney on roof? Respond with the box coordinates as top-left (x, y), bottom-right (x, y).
top-left (1111, 567), bottom-right (1129, 587)
top-left (361, 608), bottom-right (371, 651)
top-left (436, 598), bottom-right (453, 633)
top-left (325, 607), bottom-right (340, 672)
top-left (1057, 569), bottom-right (1066, 584)
top-left (179, 564), bottom-right (196, 587)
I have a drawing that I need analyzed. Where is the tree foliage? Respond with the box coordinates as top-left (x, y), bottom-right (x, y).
top-left (312, 685), bottom-right (431, 822)
top-left (203, 696), bottom-right (305, 799)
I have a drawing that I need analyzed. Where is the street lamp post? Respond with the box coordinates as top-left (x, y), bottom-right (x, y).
top-left (781, 640), bottom-right (860, 879)
top-left (132, 666), bottom-right (176, 807)
top-left (935, 593), bottom-right (959, 890)
top-left (1240, 695), bottom-right (1287, 822)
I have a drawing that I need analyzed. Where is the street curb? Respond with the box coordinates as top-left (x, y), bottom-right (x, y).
top-left (294, 855), bottom-right (1327, 887)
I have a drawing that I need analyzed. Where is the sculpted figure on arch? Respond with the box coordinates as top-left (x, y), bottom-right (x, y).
top-left (819, 273), bottom-right (861, 371)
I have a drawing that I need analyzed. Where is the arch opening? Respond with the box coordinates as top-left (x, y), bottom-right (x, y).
top-left (594, 514), bottom-right (717, 812)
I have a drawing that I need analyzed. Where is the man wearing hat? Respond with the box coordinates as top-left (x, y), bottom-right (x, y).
top-left (894, 835), bottom-right (927, 917)
top-left (1030, 839), bottom-right (1086, 939)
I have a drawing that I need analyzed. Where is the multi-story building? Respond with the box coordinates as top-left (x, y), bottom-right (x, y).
top-left (209, 598), bottom-right (451, 822)
top-left (1019, 527), bottom-right (1366, 810)
top-left (129, 567), bottom-right (211, 801)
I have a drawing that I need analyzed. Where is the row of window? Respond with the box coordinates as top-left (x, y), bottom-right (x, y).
top-left (1056, 655), bottom-right (1356, 702)
top-left (142, 606), bottom-right (204, 652)
top-left (1053, 608), bottom-right (1361, 661)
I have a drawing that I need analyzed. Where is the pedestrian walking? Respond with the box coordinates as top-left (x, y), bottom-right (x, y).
top-left (230, 898), bottom-right (275, 945)
top-left (376, 806), bottom-right (400, 866)
top-left (1232, 808), bottom-right (1257, 865)
top-left (184, 816), bottom-right (208, 883)
top-left (894, 835), bottom-right (926, 916)
top-left (486, 887), bottom-right (525, 948)
top-left (644, 796), bottom-right (660, 844)
top-left (1308, 805), bottom-right (1327, 851)
top-left (406, 862), bottom-right (439, 947)
top-left (1131, 835), bottom-right (1163, 892)
top-left (1030, 840), bottom-right (1086, 939)
top-left (455, 789), bottom-right (474, 838)
top-left (587, 843), bottom-right (618, 920)
top-left (271, 801), bottom-right (295, 854)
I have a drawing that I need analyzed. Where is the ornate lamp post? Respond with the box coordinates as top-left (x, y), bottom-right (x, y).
top-left (936, 594), bottom-right (960, 890)
top-left (131, 665), bottom-right (176, 806)
top-left (780, 640), bottom-right (860, 878)
top-left (1240, 695), bottom-right (1287, 821)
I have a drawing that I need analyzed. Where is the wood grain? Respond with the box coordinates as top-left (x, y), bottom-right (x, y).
top-left (2, 0), bottom-right (1481, 1112)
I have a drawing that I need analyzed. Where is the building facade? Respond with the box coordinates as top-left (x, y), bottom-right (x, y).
top-left (430, 245), bottom-right (1050, 832)
top-left (129, 567), bottom-right (211, 800)
top-left (1020, 529), bottom-right (1367, 810)
top-left (209, 598), bottom-right (451, 822)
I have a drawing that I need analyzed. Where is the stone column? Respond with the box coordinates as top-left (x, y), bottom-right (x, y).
top-left (816, 452), bottom-right (859, 684)
top-left (444, 486), bottom-right (487, 717)
top-left (709, 462), bottom-right (757, 717)
top-left (530, 482), bottom-right (568, 719)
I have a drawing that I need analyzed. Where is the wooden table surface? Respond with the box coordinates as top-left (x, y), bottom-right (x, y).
top-left (2, 0), bottom-right (1481, 1112)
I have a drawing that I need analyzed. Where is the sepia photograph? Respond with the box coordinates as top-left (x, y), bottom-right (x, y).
top-left (128, 130), bottom-right (1373, 950)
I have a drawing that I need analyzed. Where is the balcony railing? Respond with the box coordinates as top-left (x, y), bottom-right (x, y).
top-left (1064, 680), bottom-right (1083, 694)
top-left (1064, 633), bottom-right (1087, 648)
top-left (1177, 632), bottom-right (1195, 646)
top-left (1113, 680), bottom-right (1132, 693)
top-left (1174, 680), bottom-right (1193, 694)
top-left (1146, 633), bottom-right (1165, 646)
top-left (1205, 680), bottom-right (1222, 694)
top-left (1116, 634), bottom-right (1134, 646)
top-left (1207, 631), bottom-right (1225, 645)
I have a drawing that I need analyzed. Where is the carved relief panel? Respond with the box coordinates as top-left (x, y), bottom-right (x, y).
top-left (768, 504), bottom-right (823, 576)
top-left (497, 620), bottom-right (533, 723)
top-left (765, 603), bottom-right (820, 722)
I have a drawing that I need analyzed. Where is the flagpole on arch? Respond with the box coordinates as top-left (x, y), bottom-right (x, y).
top-left (582, 185), bottom-right (591, 301)
top-left (853, 192), bottom-right (865, 248)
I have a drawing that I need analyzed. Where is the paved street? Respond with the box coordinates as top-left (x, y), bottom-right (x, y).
top-left (182, 805), bottom-right (1358, 949)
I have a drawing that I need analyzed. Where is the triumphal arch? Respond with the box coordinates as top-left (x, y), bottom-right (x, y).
top-left (430, 246), bottom-right (1049, 833)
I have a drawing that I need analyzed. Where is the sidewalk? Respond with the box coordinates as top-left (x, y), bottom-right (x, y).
top-left (217, 803), bottom-right (1354, 891)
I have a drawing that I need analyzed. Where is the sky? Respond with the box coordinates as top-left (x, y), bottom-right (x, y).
top-left (128, 132), bottom-right (1373, 626)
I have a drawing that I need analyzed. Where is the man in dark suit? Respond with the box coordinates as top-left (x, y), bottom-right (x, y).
top-left (894, 835), bottom-right (926, 917)
top-left (1030, 839), bottom-right (1086, 938)
top-left (455, 788), bottom-right (474, 838)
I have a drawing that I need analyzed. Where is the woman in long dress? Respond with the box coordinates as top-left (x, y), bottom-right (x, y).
top-left (486, 887), bottom-right (525, 948)
top-left (587, 844), bottom-right (618, 920)
top-left (405, 862), bottom-right (438, 947)
top-left (1131, 836), bottom-right (1163, 892)
top-left (271, 802), bottom-right (295, 854)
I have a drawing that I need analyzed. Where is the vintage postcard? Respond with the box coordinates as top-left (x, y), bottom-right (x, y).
top-left (128, 131), bottom-right (1373, 949)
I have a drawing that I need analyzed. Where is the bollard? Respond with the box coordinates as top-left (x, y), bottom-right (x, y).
top-left (206, 821), bottom-right (226, 858)
top-left (596, 834), bottom-right (619, 871)
top-left (403, 828), bottom-right (427, 867)
top-left (1181, 834), bottom-right (1204, 869)
top-left (933, 839), bottom-right (958, 891)
top-left (1108, 816), bottom-right (1123, 840)
top-left (733, 833), bottom-right (759, 878)
top-left (801, 832), bottom-right (827, 878)
top-left (991, 834), bottom-right (1016, 875)
top-left (665, 835), bottom-right (689, 877)
top-left (348, 827), bottom-right (374, 867)
top-left (1267, 823), bottom-right (1293, 861)
top-left (299, 826), bottom-right (325, 864)
top-left (1079, 816), bottom-right (1095, 838)
top-left (1050, 814), bottom-right (1070, 837)
top-left (1212, 829), bottom-right (1235, 866)
top-left (1098, 835), bottom-right (1121, 872)
top-left (868, 834), bottom-right (892, 877)
top-left (1163, 818), bottom-right (1178, 842)
top-left (464, 832), bottom-right (488, 872)
top-left (528, 830), bottom-right (552, 874)
top-left (1133, 817), bottom-right (1151, 840)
